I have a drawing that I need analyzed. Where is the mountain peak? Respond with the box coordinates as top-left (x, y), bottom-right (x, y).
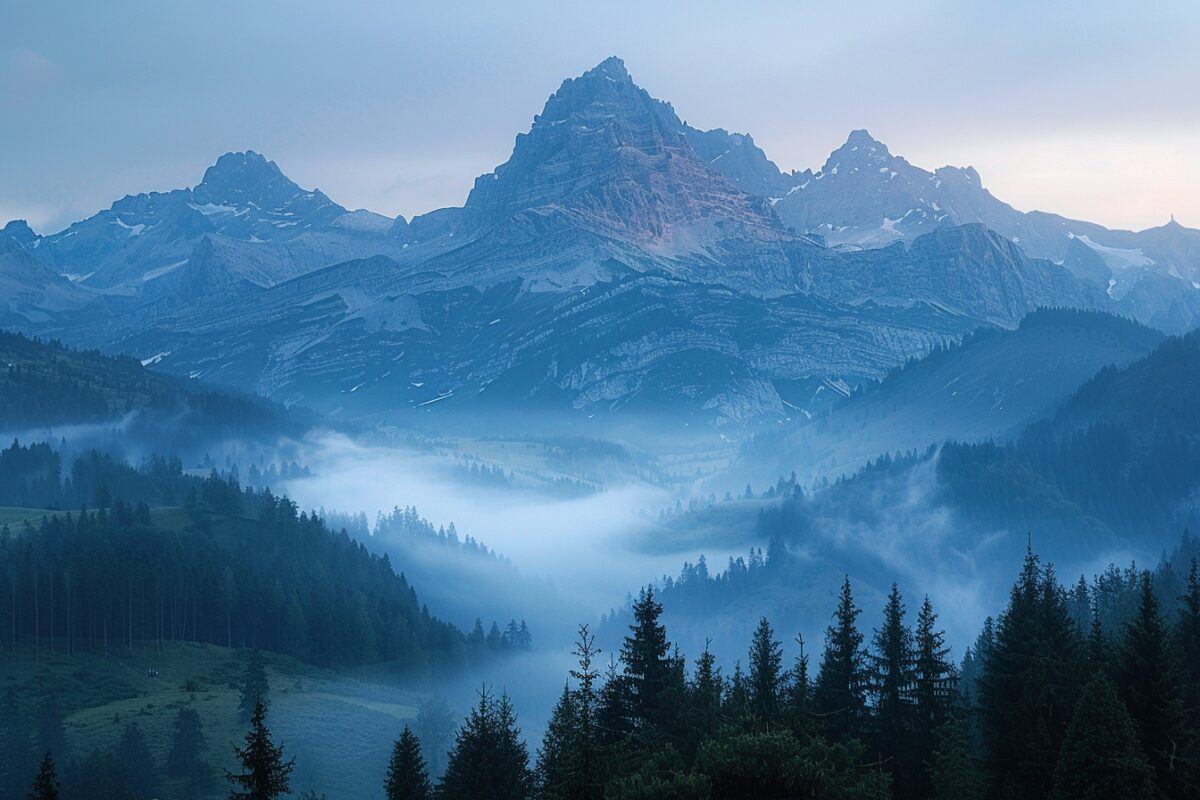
top-left (2, 219), bottom-right (39, 246)
top-left (584, 55), bottom-right (630, 83)
top-left (198, 150), bottom-right (286, 193)
top-left (836, 129), bottom-right (891, 157)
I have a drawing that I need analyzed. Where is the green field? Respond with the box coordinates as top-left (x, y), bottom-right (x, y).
top-left (0, 642), bottom-right (422, 799)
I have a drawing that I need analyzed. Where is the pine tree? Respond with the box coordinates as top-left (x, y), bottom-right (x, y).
top-left (929, 717), bottom-right (983, 800)
top-left (167, 707), bottom-right (210, 783)
top-left (912, 595), bottom-right (956, 799)
top-left (815, 576), bottom-right (868, 742)
top-left (784, 634), bottom-right (812, 736)
top-left (26, 752), bottom-right (58, 800)
top-left (0, 688), bottom-right (35, 799)
top-left (536, 686), bottom-right (580, 800)
top-left (385, 726), bottom-right (431, 800)
top-left (238, 650), bottom-right (270, 722)
top-left (116, 722), bottom-right (156, 800)
top-left (1051, 674), bottom-right (1153, 800)
top-left (748, 617), bottom-right (783, 725)
top-left (725, 661), bottom-right (749, 725)
top-left (684, 642), bottom-right (724, 757)
top-left (1117, 571), bottom-right (1187, 796)
top-left (618, 588), bottom-right (672, 732)
top-left (437, 688), bottom-right (532, 800)
top-left (596, 657), bottom-right (631, 744)
top-left (1176, 559), bottom-right (1200, 733)
top-left (870, 584), bottom-right (915, 799)
top-left (567, 625), bottom-right (603, 799)
top-left (416, 697), bottom-right (455, 778)
top-left (226, 699), bottom-right (294, 800)
top-left (979, 549), bottom-right (1082, 799)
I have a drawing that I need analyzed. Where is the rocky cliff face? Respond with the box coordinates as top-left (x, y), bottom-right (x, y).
top-left (0, 57), bottom-right (1165, 426)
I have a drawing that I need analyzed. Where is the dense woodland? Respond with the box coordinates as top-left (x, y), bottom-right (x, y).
top-left (11, 545), bottom-right (1200, 799)
top-left (0, 331), bottom-right (310, 449)
top-left (0, 440), bottom-right (533, 681)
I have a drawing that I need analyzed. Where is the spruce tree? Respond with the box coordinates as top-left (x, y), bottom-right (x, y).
top-left (747, 617), bottom-right (783, 725)
top-left (567, 625), bottom-right (603, 799)
top-left (618, 588), bottom-right (672, 732)
top-left (27, 752), bottom-right (58, 800)
top-left (167, 707), bottom-right (211, 788)
top-left (814, 576), bottom-right (868, 742)
top-left (869, 583), bottom-right (915, 799)
top-left (239, 650), bottom-right (271, 722)
top-left (979, 549), bottom-right (1081, 799)
top-left (686, 643), bottom-right (724, 756)
top-left (1176, 559), bottom-right (1200, 732)
top-left (1051, 674), bottom-right (1153, 800)
top-left (385, 726), bottom-right (431, 800)
top-left (1117, 571), bottom-right (1187, 796)
top-left (784, 634), bottom-right (812, 736)
top-left (437, 688), bottom-right (532, 800)
top-left (115, 722), bottom-right (156, 800)
top-left (536, 686), bottom-right (580, 800)
top-left (226, 699), bottom-right (294, 800)
top-left (929, 717), bottom-right (984, 800)
top-left (0, 688), bottom-right (34, 799)
top-left (913, 595), bottom-right (956, 799)
top-left (596, 657), bottom-right (632, 744)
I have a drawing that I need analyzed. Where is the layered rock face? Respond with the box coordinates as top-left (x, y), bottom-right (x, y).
top-left (3, 57), bottom-right (1181, 426)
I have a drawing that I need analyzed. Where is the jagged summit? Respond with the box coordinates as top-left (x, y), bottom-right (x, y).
top-left (197, 150), bottom-right (286, 193)
top-left (1, 220), bottom-right (39, 246)
top-left (462, 56), bottom-right (782, 242)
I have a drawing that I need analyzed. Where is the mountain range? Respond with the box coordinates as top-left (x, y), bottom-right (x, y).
top-left (3, 56), bottom-right (1198, 427)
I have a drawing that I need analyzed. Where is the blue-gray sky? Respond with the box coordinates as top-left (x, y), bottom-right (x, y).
top-left (3, 1), bottom-right (1197, 233)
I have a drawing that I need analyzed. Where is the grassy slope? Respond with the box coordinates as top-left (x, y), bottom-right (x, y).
top-left (0, 642), bottom-right (419, 800)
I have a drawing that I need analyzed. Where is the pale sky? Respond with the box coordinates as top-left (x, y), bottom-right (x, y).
top-left (2, 1), bottom-right (1198, 233)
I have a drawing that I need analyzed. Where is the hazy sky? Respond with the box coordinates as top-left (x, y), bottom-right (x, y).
top-left (3, 1), bottom-right (1197, 233)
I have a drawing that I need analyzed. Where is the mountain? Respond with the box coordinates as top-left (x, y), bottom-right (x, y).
top-left (92, 269), bottom-right (979, 427)
top-left (19, 151), bottom-right (416, 300)
top-left (0, 328), bottom-right (312, 451)
top-left (763, 130), bottom-right (1200, 325)
top-left (0, 232), bottom-right (99, 329)
top-left (756, 309), bottom-right (1165, 484)
top-left (0, 58), bottom-right (1127, 427)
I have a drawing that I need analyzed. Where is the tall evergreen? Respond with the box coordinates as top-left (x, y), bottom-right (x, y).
top-left (1117, 570), bottom-right (1187, 796)
top-left (928, 717), bottom-right (984, 800)
top-left (239, 650), bottom-right (271, 722)
top-left (618, 588), bottom-right (672, 733)
top-left (747, 617), bottom-right (784, 725)
top-left (566, 625), bottom-right (603, 799)
top-left (1176, 560), bottom-right (1200, 732)
top-left (437, 688), bottom-right (532, 800)
top-left (115, 722), bottom-right (155, 800)
top-left (815, 576), bottom-right (868, 742)
top-left (686, 643), bottom-right (724, 755)
top-left (1051, 674), bottom-right (1153, 800)
top-left (167, 707), bottom-right (212, 790)
top-left (537, 686), bottom-right (581, 800)
top-left (912, 595), bottom-right (956, 799)
top-left (784, 634), bottom-right (812, 735)
top-left (26, 752), bottom-right (58, 800)
top-left (226, 699), bottom-right (294, 800)
top-left (979, 549), bottom-right (1081, 799)
top-left (385, 726), bottom-right (432, 800)
top-left (869, 584), bottom-right (915, 799)
top-left (0, 688), bottom-right (35, 799)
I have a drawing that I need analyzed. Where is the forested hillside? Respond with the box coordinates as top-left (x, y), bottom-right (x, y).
top-left (0, 331), bottom-right (311, 446)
